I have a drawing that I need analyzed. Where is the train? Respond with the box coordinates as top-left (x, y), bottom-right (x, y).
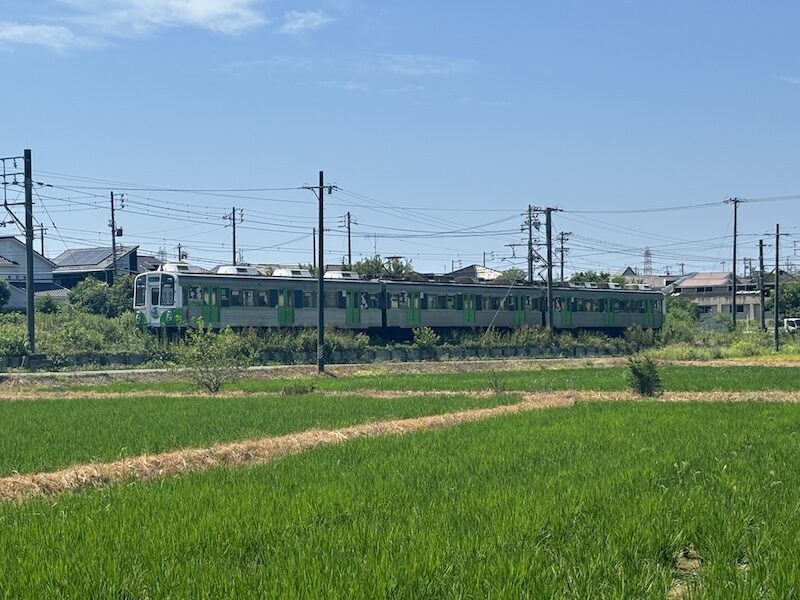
top-left (134, 263), bottom-right (664, 335)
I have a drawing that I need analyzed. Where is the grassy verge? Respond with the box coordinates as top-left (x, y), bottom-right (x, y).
top-left (0, 392), bottom-right (521, 477)
top-left (2, 401), bottom-right (800, 597)
top-left (39, 364), bottom-right (800, 395)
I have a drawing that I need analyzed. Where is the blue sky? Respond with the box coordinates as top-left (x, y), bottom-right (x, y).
top-left (1, 1), bottom-right (799, 278)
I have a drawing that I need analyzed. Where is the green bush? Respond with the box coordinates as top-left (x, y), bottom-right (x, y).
top-left (174, 323), bottom-right (253, 393)
top-left (625, 354), bottom-right (663, 396)
top-left (412, 327), bottom-right (440, 350)
top-left (35, 296), bottom-right (60, 314)
top-left (0, 323), bottom-right (27, 356)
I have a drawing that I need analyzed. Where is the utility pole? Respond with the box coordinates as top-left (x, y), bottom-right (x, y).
top-left (545, 207), bottom-right (556, 330)
top-left (303, 172), bottom-right (335, 373)
top-left (110, 191), bottom-right (118, 277)
top-left (312, 227), bottom-right (316, 270)
top-left (775, 224), bottom-right (781, 351)
top-left (223, 207), bottom-right (243, 265)
top-left (526, 205), bottom-right (534, 284)
top-left (1, 150), bottom-right (34, 352)
top-left (678, 262), bottom-right (686, 276)
top-left (557, 231), bottom-right (571, 283)
top-left (317, 172), bottom-right (325, 372)
top-left (24, 149), bottom-right (34, 353)
top-left (340, 211), bottom-right (356, 268)
top-left (37, 224), bottom-right (46, 256)
top-left (759, 239), bottom-right (766, 332)
top-left (726, 197), bottom-right (740, 328)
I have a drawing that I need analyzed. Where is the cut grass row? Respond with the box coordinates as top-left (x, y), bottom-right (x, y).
top-left (0, 392), bottom-right (522, 477)
top-left (42, 364), bottom-right (800, 395)
top-left (2, 401), bottom-right (800, 597)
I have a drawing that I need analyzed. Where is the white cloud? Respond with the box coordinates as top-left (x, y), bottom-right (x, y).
top-left (0, 22), bottom-right (92, 50)
top-left (64, 0), bottom-right (267, 35)
top-left (777, 75), bottom-right (800, 86)
top-left (376, 53), bottom-right (475, 76)
top-left (279, 10), bottom-right (333, 34)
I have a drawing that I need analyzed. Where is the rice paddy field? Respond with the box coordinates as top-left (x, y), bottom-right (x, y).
top-left (2, 359), bottom-right (800, 598)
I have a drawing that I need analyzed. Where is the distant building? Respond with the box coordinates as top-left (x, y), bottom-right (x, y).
top-left (0, 235), bottom-right (68, 310)
top-left (52, 245), bottom-right (139, 287)
top-left (445, 264), bottom-right (504, 283)
top-left (671, 272), bottom-right (763, 321)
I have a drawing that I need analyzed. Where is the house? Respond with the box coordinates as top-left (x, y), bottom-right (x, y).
top-left (52, 245), bottom-right (139, 288)
top-left (445, 264), bottom-right (504, 283)
top-left (671, 272), bottom-right (764, 321)
top-left (0, 235), bottom-right (68, 310)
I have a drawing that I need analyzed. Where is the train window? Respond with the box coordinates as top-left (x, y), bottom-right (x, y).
top-left (294, 290), bottom-right (304, 309)
top-left (151, 286), bottom-right (160, 306)
top-left (230, 289), bottom-right (241, 307)
top-left (242, 290), bottom-right (255, 307)
top-left (654, 299), bottom-right (662, 311)
top-left (324, 291), bottom-right (337, 308)
top-left (256, 291), bottom-right (267, 307)
top-left (445, 295), bottom-right (455, 310)
top-left (553, 298), bottom-right (563, 311)
top-left (134, 277), bottom-right (146, 306)
top-left (475, 295), bottom-right (482, 311)
top-left (367, 294), bottom-right (379, 309)
top-left (268, 290), bottom-right (278, 307)
top-left (220, 288), bottom-right (230, 308)
top-left (182, 287), bottom-right (189, 307)
top-left (160, 277), bottom-right (174, 306)
top-left (338, 292), bottom-right (347, 309)
top-left (303, 291), bottom-right (317, 308)
top-left (456, 295), bottom-right (464, 311)
top-left (188, 286), bottom-right (202, 302)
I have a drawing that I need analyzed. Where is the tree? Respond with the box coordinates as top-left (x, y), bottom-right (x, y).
top-left (778, 280), bottom-right (800, 318)
top-left (35, 295), bottom-right (59, 314)
top-left (0, 278), bottom-right (9, 309)
top-left (352, 256), bottom-right (414, 280)
top-left (570, 270), bottom-right (613, 284)
top-left (68, 275), bottom-right (134, 317)
top-left (68, 278), bottom-right (112, 316)
top-left (173, 323), bottom-right (252, 393)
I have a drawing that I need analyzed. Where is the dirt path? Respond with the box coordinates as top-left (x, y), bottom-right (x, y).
top-left (0, 392), bottom-right (573, 503)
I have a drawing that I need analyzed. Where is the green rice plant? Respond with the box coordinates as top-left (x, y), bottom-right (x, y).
top-left (3, 402), bottom-right (800, 597)
top-left (626, 354), bottom-right (663, 396)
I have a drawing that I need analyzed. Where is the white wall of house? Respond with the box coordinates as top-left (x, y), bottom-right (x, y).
top-left (0, 237), bottom-right (53, 284)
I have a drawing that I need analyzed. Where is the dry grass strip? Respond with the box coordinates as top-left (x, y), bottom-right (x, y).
top-left (0, 392), bottom-right (573, 503)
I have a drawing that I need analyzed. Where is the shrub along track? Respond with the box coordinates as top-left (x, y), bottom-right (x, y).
top-left (3, 388), bottom-right (800, 503)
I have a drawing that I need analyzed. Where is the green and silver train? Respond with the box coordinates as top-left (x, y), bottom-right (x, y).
top-left (134, 264), bottom-right (664, 334)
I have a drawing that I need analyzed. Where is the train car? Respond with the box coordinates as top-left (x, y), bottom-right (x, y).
top-left (552, 286), bottom-right (663, 330)
top-left (134, 267), bottom-right (382, 330)
top-left (134, 265), bottom-right (664, 334)
top-left (383, 280), bottom-right (545, 330)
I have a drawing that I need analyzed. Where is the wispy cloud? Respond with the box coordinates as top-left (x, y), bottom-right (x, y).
top-left (777, 75), bottom-right (800, 86)
top-left (0, 0), bottom-right (267, 50)
top-left (279, 10), bottom-right (333, 34)
top-left (376, 53), bottom-right (475, 77)
top-left (0, 21), bottom-right (92, 51)
top-left (64, 0), bottom-right (267, 35)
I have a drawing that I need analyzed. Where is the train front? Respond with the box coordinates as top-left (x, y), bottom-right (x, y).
top-left (133, 272), bottom-right (184, 329)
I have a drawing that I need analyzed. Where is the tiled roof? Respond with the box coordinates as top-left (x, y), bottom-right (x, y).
top-left (53, 246), bottom-right (138, 270)
top-left (0, 254), bottom-right (18, 266)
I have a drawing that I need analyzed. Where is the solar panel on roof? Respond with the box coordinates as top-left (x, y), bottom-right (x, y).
top-left (54, 247), bottom-right (114, 267)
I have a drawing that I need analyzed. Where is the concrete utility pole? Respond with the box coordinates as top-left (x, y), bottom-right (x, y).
top-left (527, 205), bottom-right (534, 284)
top-left (223, 207), bottom-right (243, 265)
top-left (546, 208), bottom-right (552, 330)
top-left (312, 227), bottom-right (316, 270)
top-left (775, 224), bottom-right (781, 351)
top-left (110, 191), bottom-right (118, 277)
top-left (726, 197), bottom-right (740, 328)
top-left (37, 225), bottom-right (46, 256)
top-left (24, 149), bottom-right (34, 352)
top-left (759, 239), bottom-right (766, 332)
top-left (340, 211), bottom-right (355, 269)
top-left (558, 231), bottom-right (571, 283)
top-left (317, 172), bottom-right (325, 372)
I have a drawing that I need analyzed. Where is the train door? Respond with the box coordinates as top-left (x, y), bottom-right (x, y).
top-left (604, 299), bottom-right (614, 327)
top-left (644, 299), bottom-right (654, 327)
top-left (346, 290), bottom-right (361, 326)
top-left (560, 297), bottom-right (573, 327)
top-left (513, 295), bottom-right (526, 326)
top-left (278, 289), bottom-right (295, 325)
top-left (463, 294), bottom-right (476, 325)
top-left (201, 287), bottom-right (220, 324)
top-left (407, 292), bottom-right (421, 326)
